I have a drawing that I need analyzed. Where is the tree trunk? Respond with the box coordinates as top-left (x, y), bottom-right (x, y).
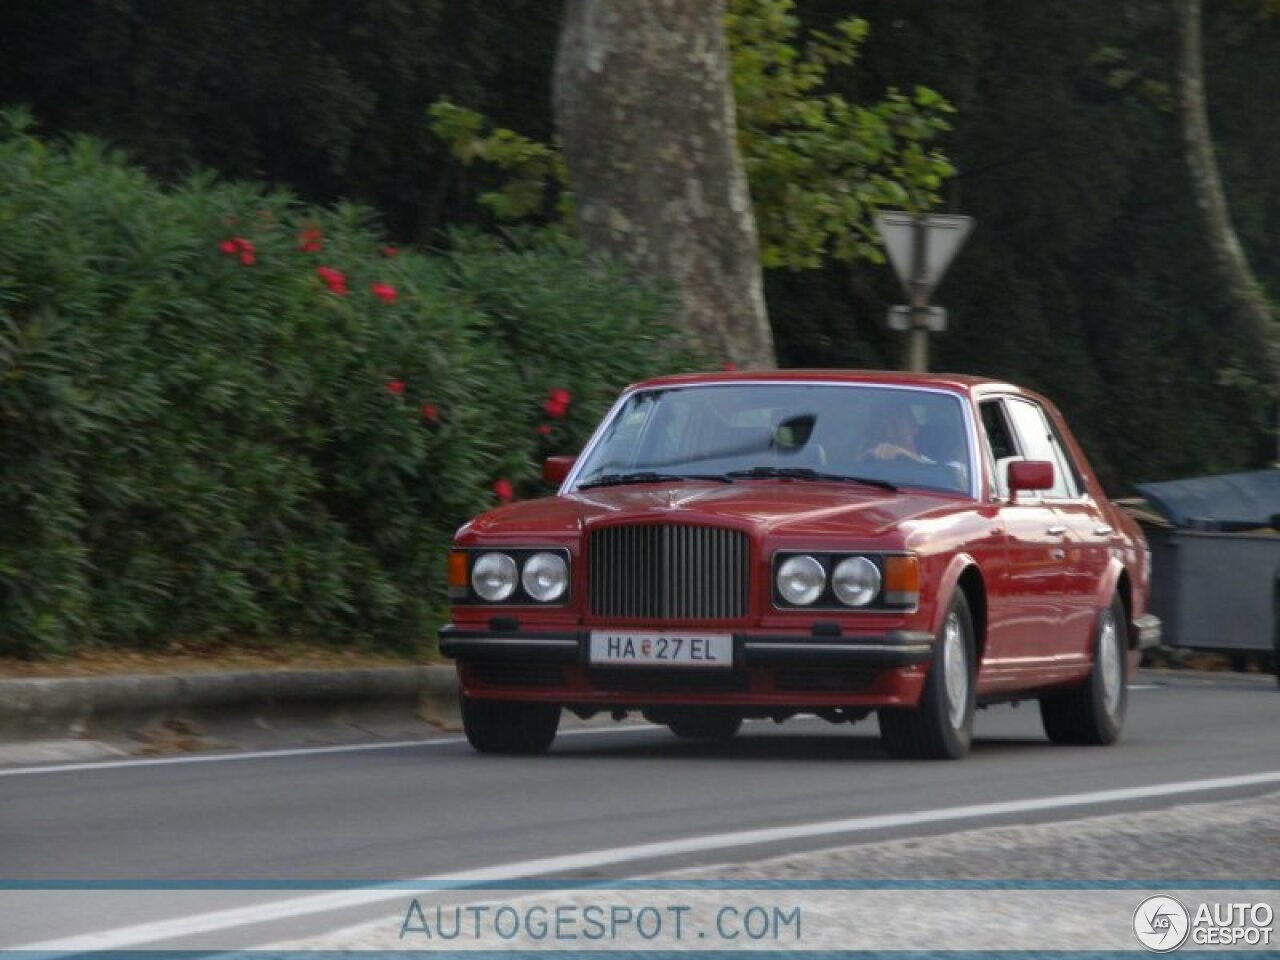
top-left (1176, 0), bottom-right (1278, 391)
top-left (553, 0), bottom-right (775, 368)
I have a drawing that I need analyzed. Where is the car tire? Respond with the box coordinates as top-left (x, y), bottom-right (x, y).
top-left (879, 591), bottom-right (976, 760)
top-left (665, 709), bottom-right (743, 740)
top-left (1039, 594), bottom-right (1128, 746)
top-left (460, 696), bottom-right (560, 754)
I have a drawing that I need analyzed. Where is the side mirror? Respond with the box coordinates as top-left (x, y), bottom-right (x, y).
top-left (1007, 459), bottom-right (1054, 494)
top-left (542, 455), bottom-right (576, 487)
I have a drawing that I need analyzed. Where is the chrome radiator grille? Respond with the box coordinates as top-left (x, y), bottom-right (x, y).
top-left (588, 524), bottom-right (748, 619)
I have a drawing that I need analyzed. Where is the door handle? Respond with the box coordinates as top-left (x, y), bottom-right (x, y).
top-left (1093, 525), bottom-right (1114, 537)
top-left (1046, 525), bottom-right (1067, 536)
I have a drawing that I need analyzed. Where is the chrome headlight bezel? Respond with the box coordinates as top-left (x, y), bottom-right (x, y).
top-left (771, 551), bottom-right (918, 611)
top-left (451, 547), bottom-right (572, 605)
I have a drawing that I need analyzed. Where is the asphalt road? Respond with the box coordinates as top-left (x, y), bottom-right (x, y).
top-left (2, 669), bottom-right (1277, 950)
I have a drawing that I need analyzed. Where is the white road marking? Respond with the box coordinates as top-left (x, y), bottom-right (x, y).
top-left (12, 768), bottom-right (1280, 954)
top-left (0, 724), bottom-right (663, 778)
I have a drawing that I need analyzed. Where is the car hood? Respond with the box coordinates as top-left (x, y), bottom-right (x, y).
top-left (462, 481), bottom-right (965, 541)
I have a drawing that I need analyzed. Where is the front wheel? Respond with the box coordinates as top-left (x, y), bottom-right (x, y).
top-left (1040, 594), bottom-right (1128, 745)
top-left (879, 591), bottom-right (976, 760)
top-left (461, 696), bottom-right (560, 754)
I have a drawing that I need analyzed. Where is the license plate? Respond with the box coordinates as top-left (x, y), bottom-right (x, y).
top-left (589, 631), bottom-right (733, 668)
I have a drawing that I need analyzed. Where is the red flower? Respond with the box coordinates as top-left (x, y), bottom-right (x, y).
top-left (386, 379), bottom-right (405, 396)
top-left (493, 478), bottom-right (514, 503)
top-left (380, 246), bottom-right (399, 258)
top-left (722, 362), bottom-right (737, 371)
top-left (542, 387), bottom-right (572, 419)
top-left (297, 225), bottom-right (324, 253)
top-left (536, 424), bottom-right (551, 436)
top-left (421, 403), bottom-right (439, 422)
top-left (219, 237), bottom-right (254, 264)
top-left (316, 266), bottom-right (348, 296)
top-left (370, 282), bottom-right (398, 304)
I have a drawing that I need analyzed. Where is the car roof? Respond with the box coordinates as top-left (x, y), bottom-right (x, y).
top-left (630, 369), bottom-right (1021, 397)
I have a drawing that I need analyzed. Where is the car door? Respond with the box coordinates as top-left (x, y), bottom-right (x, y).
top-left (1039, 406), bottom-right (1113, 662)
top-left (1001, 397), bottom-right (1090, 667)
top-left (978, 399), bottom-right (1065, 682)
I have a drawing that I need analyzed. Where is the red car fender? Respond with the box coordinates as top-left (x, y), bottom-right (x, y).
top-left (1090, 554), bottom-right (1145, 674)
top-left (1091, 554), bottom-right (1134, 640)
top-left (929, 553), bottom-right (985, 640)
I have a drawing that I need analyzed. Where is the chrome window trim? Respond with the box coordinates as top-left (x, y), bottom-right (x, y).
top-left (561, 381), bottom-right (982, 501)
top-left (981, 392), bottom-right (1089, 504)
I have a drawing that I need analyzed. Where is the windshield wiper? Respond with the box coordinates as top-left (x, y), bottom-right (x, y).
top-left (578, 471), bottom-right (733, 490)
top-left (724, 466), bottom-right (897, 491)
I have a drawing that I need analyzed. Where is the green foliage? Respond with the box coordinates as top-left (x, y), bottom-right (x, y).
top-left (429, 102), bottom-right (571, 225)
top-left (0, 117), bottom-right (696, 657)
top-left (0, 0), bottom-right (563, 242)
top-left (426, 0), bottom-right (955, 271)
top-left (725, 0), bottom-right (954, 269)
top-left (776, 0), bottom-right (1277, 489)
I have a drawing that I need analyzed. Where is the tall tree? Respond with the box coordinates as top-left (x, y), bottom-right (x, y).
top-left (1177, 0), bottom-right (1278, 390)
top-left (553, 0), bottom-right (775, 368)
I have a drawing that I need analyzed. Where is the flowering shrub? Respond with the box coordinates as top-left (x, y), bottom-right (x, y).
top-left (0, 115), bottom-right (699, 656)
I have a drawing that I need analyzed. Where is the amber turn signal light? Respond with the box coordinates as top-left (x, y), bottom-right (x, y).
top-left (882, 555), bottom-right (920, 607)
top-left (447, 550), bottom-right (469, 598)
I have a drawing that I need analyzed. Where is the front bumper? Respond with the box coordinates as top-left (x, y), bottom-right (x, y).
top-left (439, 625), bottom-right (935, 669)
top-left (440, 624), bottom-right (933, 708)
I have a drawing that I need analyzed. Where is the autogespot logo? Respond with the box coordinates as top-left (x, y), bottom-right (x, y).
top-left (1133, 895), bottom-right (1191, 952)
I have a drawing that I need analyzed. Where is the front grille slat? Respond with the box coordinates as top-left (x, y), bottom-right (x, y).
top-left (589, 524), bottom-right (747, 619)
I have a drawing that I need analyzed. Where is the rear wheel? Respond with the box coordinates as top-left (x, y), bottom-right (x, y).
top-left (879, 591), bottom-right (976, 760)
top-left (1040, 594), bottom-right (1128, 745)
top-left (665, 709), bottom-right (743, 740)
top-left (461, 696), bottom-right (560, 754)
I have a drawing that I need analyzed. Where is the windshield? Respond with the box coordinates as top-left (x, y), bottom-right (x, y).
top-left (572, 383), bottom-right (973, 496)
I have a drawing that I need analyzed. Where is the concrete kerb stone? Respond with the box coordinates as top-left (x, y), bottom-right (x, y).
top-left (0, 665), bottom-right (461, 744)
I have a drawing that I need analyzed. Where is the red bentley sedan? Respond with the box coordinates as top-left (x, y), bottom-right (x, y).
top-left (441, 371), bottom-right (1160, 759)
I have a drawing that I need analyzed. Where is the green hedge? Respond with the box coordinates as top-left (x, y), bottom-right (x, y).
top-left (0, 114), bottom-right (699, 657)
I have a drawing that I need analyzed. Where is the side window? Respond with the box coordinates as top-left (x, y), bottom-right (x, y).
top-left (1046, 419), bottom-right (1087, 497)
top-left (1003, 398), bottom-right (1078, 499)
top-left (980, 401), bottom-right (1018, 498)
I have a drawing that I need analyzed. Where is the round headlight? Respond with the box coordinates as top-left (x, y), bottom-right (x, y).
top-left (832, 556), bottom-right (881, 607)
top-left (471, 552), bottom-right (517, 602)
top-left (521, 551), bottom-right (568, 603)
top-left (777, 555), bottom-right (826, 606)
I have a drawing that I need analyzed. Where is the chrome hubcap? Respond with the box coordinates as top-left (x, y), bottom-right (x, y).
top-left (942, 612), bottom-right (969, 729)
top-left (1099, 613), bottom-right (1121, 715)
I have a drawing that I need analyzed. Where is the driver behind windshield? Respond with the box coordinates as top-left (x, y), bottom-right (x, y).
top-left (858, 401), bottom-right (931, 463)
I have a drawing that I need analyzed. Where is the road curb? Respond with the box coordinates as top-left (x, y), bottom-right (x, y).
top-left (0, 665), bottom-right (460, 744)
